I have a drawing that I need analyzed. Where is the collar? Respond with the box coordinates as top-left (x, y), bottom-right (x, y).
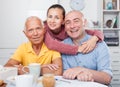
top-left (69, 33), bottom-right (91, 45)
top-left (27, 42), bottom-right (49, 56)
top-left (79, 34), bottom-right (91, 44)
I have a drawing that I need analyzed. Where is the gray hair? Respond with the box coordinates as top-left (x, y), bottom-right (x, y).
top-left (24, 16), bottom-right (44, 32)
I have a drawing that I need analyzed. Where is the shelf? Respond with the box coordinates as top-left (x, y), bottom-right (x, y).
top-left (102, 5), bottom-right (119, 29)
top-left (100, 0), bottom-right (120, 50)
top-left (103, 28), bottom-right (120, 30)
top-left (103, 10), bottom-right (120, 12)
top-left (103, 0), bottom-right (118, 10)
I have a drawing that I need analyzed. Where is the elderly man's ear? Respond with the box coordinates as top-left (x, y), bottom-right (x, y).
top-left (23, 30), bottom-right (25, 34)
top-left (23, 30), bottom-right (28, 38)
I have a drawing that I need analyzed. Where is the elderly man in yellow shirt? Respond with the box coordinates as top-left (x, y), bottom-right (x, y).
top-left (4, 16), bottom-right (62, 76)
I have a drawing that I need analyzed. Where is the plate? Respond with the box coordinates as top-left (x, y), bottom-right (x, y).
top-left (70, 0), bottom-right (85, 11)
top-left (6, 76), bottom-right (16, 85)
top-left (106, 19), bottom-right (112, 28)
top-left (6, 76), bottom-right (43, 86)
top-left (0, 65), bottom-right (3, 70)
top-left (37, 76), bottom-right (71, 87)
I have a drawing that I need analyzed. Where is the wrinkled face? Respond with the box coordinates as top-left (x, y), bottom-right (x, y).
top-left (24, 18), bottom-right (45, 45)
top-left (47, 8), bottom-right (64, 32)
top-left (65, 11), bottom-right (85, 40)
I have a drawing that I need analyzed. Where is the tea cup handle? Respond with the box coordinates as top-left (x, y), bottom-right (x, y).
top-left (22, 66), bottom-right (29, 74)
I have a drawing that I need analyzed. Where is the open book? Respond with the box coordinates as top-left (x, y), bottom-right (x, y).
top-left (55, 76), bottom-right (108, 87)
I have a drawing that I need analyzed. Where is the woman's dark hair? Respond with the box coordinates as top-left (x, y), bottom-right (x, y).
top-left (47, 4), bottom-right (66, 20)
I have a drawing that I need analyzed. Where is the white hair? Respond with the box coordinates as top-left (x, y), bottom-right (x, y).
top-left (24, 16), bottom-right (44, 32)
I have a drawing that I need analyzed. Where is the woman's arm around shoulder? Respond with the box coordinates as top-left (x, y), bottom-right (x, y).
top-left (44, 31), bottom-right (78, 55)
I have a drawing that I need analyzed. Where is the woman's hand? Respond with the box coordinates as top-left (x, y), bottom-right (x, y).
top-left (78, 36), bottom-right (98, 53)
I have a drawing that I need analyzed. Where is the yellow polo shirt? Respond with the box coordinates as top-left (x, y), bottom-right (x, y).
top-left (11, 42), bottom-right (61, 66)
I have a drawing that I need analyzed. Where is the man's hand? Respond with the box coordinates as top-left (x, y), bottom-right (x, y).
top-left (77, 70), bottom-right (94, 82)
top-left (14, 64), bottom-right (29, 75)
top-left (42, 64), bottom-right (59, 70)
top-left (63, 67), bottom-right (82, 80)
top-left (63, 67), bottom-right (94, 82)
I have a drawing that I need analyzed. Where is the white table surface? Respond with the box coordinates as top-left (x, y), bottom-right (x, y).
top-left (6, 76), bottom-right (108, 87)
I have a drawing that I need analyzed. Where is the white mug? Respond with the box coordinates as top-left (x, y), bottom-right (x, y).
top-left (15, 74), bottom-right (34, 87)
top-left (22, 63), bottom-right (41, 78)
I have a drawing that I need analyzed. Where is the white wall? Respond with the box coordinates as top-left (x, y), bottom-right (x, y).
top-left (82, 0), bottom-right (98, 21)
top-left (0, 0), bottom-right (57, 48)
top-left (59, 0), bottom-right (98, 21)
top-left (0, 0), bottom-right (99, 48)
top-left (27, 0), bottom-right (58, 21)
top-left (59, 0), bottom-right (99, 27)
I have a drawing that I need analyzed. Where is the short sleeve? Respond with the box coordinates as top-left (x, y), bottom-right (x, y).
top-left (52, 51), bottom-right (61, 61)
